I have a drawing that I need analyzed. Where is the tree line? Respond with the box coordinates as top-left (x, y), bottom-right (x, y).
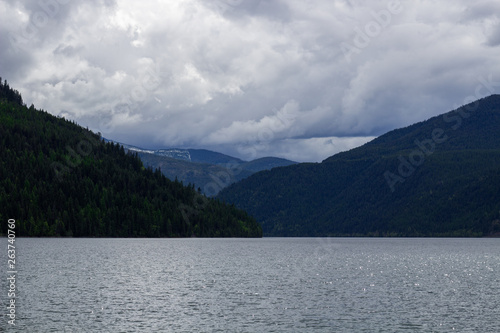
top-left (219, 95), bottom-right (500, 237)
top-left (0, 78), bottom-right (262, 237)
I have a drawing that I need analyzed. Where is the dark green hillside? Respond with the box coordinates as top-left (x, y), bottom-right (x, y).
top-left (188, 149), bottom-right (244, 165)
top-left (240, 157), bottom-right (297, 173)
top-left (118, 144), bottom-right (296, 196)
top-left (0, 78), bottom-right (262, 237)
top-left (137, 153), bottom-right (295, 196)
top-left (218, 95), bottom-right (500, 237)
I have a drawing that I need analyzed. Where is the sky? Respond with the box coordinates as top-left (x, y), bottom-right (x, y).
top-left (1, 0), bottom-right (500, 162)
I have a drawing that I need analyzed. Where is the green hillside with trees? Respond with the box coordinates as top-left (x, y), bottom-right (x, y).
top-left (121, 145), bottom-right (296, 196)
top-left (218, 95), bottom-right (500, 237)
top-left (0, 78), bottom-right (262, 237)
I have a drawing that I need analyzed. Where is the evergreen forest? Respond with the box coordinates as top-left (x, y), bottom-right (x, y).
top-left (0, 78), bottom-right (262, 237)
top-left (219, 95), bottom-right (500, 237)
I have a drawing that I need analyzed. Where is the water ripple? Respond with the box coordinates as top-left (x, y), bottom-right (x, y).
top-left (1, 238), bottom-right (499, 332)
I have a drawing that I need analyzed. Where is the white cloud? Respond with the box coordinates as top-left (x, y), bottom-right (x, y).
top-left (207, 99), bottom-right (300, 144)
top-left (1, 0), bottom-right (499, 162)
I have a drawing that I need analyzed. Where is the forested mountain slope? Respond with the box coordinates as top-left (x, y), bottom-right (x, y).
top-left (109, 140), bottom-right (297, 196)
top-left (218, 95), bottom-right (500, 237)
top-left (0, 79), bottom-right (262, 237)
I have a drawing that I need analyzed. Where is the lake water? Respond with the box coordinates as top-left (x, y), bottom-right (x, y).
top-left (1, 238), bottom-right (499, 332)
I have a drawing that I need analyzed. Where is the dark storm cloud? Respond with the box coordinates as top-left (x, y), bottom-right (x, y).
top-left (1, 0), bottom-right (499, 162)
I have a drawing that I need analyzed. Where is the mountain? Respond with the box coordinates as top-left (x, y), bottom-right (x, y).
top-left (106, 140), bottom-right (297, 195)
top-left (240, 157), bottom-right (300, 173)
top-left (135, 152), bottom-right (254, 195)
top-left (188, 149), bottom-right (244, 165)
top-left (0, 78), bottom-right (262, 237)
top-left (103, 141), bottom-right (244, 165)
top-left (218, 95), bottom-right (500, 237)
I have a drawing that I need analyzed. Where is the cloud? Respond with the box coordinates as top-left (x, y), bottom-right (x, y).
top-left (1, 0), bottom-right (500, 162)
top-left (237, 135), bottom-right (377, 163)
top-left (459, 0), bottom-right (500, 46)
top-left (207, 99), bottom-right (300, 144)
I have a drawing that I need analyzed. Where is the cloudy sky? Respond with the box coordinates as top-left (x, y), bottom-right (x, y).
top-left (1, 0), bottom-right (499, 162)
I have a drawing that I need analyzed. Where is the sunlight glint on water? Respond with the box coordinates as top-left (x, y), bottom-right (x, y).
top-left (1, 238), bottom-right (499, 332)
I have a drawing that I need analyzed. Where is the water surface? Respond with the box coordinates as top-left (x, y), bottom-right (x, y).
top-left (1, 238), bottom-right (499, 332)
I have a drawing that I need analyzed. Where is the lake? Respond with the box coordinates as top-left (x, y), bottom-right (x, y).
top-left (1, 238), bottom-right (499, 332)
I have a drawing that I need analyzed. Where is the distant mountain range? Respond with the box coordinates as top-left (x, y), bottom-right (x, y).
top-left (0, 78), bottom-right (262, 237)
top-left (104, 140), bottom-right (298, 195)
top-left (218, 95), bottom-right (500, 237)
